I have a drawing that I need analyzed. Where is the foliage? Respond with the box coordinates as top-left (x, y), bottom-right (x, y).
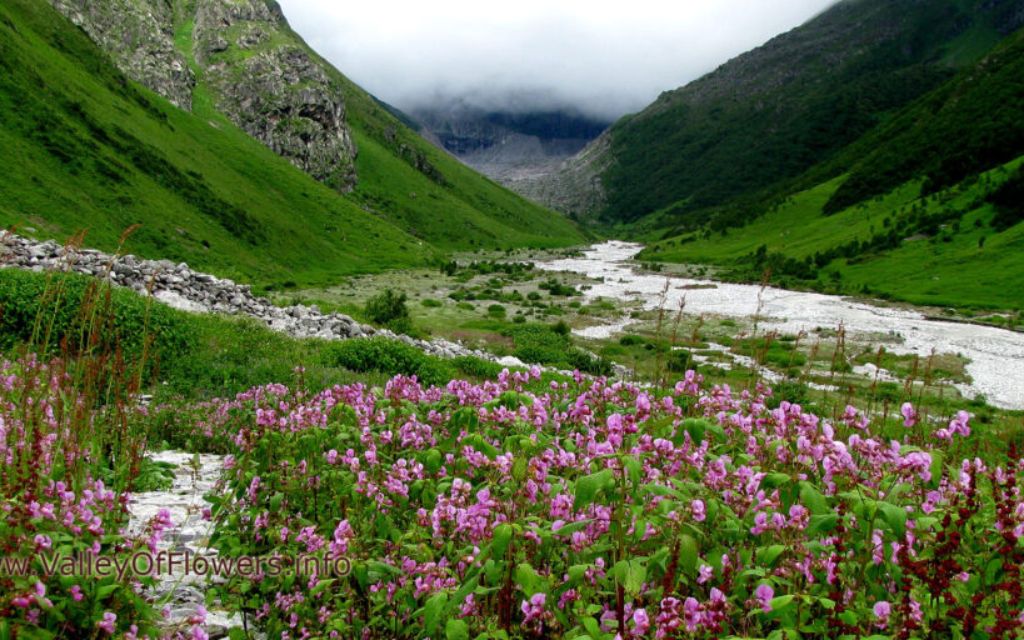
top-left (507, 324), bottom-right (612, 376)
top-left (322, 337), bottom-right (502, 388)
top-left (201, 370), bottom-right (1024, 638)
top-left (640, 159), bottom-right (1024, 310)
top-left (0, 268), bottom-right (193, 375)
top-left (365, 289), bottom-right (412, 333)
top-left (823, 29), bottom-right (1024, 214)
top-left (597, 0), bottom-right (1014, 225)
top-left (989, 165), bottom-right (1024, 231)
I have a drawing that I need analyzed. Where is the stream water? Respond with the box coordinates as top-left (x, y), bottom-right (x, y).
top-left (128, 451), bottom-right (241, 637)
top-left (536, 241), bottom-right (1024, 410)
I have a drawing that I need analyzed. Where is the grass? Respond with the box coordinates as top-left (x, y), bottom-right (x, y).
top-left (639, 158), bottom-right (1024, 311)
top-left (269, 257), bottom-right (620, 356)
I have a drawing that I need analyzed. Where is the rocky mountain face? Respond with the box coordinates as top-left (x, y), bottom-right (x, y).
top-left (412, 101), bottom-right (607, 201)
top-left (50, 0), bottom-right (194, 110)
top-left (191, 0), bottom-right (357, 191)
top-left (50, 0), bottom-right (357, 191)
top-left (534, 0), bottom-right (1024, 224)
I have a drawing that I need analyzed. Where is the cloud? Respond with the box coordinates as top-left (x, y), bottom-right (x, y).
top-left (278, 0), bottom-right (838, 120)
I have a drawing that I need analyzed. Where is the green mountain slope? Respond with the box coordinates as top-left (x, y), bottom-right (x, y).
top-left (638, 27), bottom-right (1024, 310)
top-left (0, 0), bottom-right (582, 289)
top-left (543, 0), bottom-right (1023, 230)
top-left (169, 0), bottom-right (585, 251)
top-left (0, 0), bottom-right (437, 286)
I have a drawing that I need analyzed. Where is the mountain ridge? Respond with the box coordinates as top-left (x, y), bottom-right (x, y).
top-left (528, 0), bottom-right (1024, 225)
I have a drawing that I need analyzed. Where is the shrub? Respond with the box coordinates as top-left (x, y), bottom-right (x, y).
top-left (450, 355), bottom-right (504, 379)
top-left (365, 289), bottom-right (412, 333)
top-left (324, 337), bottom-right (450, 386)
top-left (0, 269), bottom-right (194, 378)
top-left (667, 348), bottom-right (693, 372)
top-left (421, 298), bottom-right (443, 308)
top-left (506, 323), bottom-right (611, 375)
top-left (487, 304), bottom-right (507, 318)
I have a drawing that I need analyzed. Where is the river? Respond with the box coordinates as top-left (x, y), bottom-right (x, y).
top-left (536, 241), bottom-right (1024, 410)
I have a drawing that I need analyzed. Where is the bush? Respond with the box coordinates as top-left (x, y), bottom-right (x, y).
top-left (324, 337), bottom-right (451, 386)
top-left (450, 355), bottom-right (504, 379)
top-left (365, 289), bottom-right (412, 333)
top-left (507, 323), bottom-right (611, 375)
top-left (988, 166), bottom-right (1024, 230)
top-left (0, 269), bottom-right (194, 377)
top-left (421, 298), bottom-right (443, 308)
top-left (487, 304), bottom-right (507, 318)
top-left (667, 349), bottom-right (693, 372)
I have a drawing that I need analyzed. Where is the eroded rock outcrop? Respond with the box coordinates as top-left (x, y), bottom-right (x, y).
top-left (192, 0), bottom-right (358, 191)
top-left (50, 0), bottom-right (358, 191)
top-left (50, 0), bottom-right (195, 110)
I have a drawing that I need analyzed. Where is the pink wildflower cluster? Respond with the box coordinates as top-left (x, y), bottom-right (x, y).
top-left (195, 370), bottom-right (1023, 639)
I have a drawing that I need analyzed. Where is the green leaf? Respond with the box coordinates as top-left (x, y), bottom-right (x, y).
top-left (681, 418), bottom-right (707, 443)
top-left (806, 513), bottom-right (840, 536)
top-left (643, 483), bottom-right (684, 500)
top-left (623, 455), bottom-right (643, 486)
top-left (757, 544), bottom-right (787, 567)
top-left (799, 482), bottom-right (830, 515)
top-left (515, 563), bottom-right (544, 595)
top-left (878, 502), bottom-right (907, 537)
top-left (491, 524), bottom-right (513, 559)
top-left (552, 519), bottom-right (592, 536)
top-left (929, 450), bottom-right (944, 488)
top-left (424, 592), bottom-right (448, 635)
top-left (567, 564), bottom-right (590, 584)
top-left (679, 533), bottom-right (698, 576)
top-left (620, 560), bottom-right (646, 596)
top-left (425, 449), bottom-right (443, 475)
top-left (574, 468), bottom-right (614, 510)
top-left (769, 595), bottom-right (796, 612)
top-left (761, 473), bottom-right (792, 490)
top-left (445, 618), bottom-right (469, 640)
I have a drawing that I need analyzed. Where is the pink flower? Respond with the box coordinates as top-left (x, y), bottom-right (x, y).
top-left (97, 611), bottom-right (117, 634)
top-left (900, 403), bottom-right (917, 427)
top-left (873, 601), bottom-right (891, 629)
top-left (632, 607), bottom-right (650, 635)
top-left (70, 585), bottom-right (84, 601)
top-left (754, 584), bottom-right (774, 612)
top-left (691, 499), bottom-right (706, 522)
top-left (698, 564), bottom-right (713, 584)
top-left (520, 593), bottom-right (546, 624)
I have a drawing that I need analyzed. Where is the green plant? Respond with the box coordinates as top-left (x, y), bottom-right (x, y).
top-left (365, 289), bottom-right (413, 333)
top-left (487, 304), bottom-right (507, 318)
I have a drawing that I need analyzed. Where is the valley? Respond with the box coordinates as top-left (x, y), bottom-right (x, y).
top-left (1, 0), bottom-right (1023, 637)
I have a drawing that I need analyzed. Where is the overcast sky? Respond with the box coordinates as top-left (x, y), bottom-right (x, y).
top-left (277, 0), bottom-right (838, 120)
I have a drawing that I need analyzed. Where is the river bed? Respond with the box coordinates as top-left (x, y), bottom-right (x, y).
top-left (536, 241), bottom-right (1024, 410)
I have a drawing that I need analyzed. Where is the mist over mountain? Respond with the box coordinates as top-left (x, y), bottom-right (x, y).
top-left (409, 95), bottom-right (610, 191)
